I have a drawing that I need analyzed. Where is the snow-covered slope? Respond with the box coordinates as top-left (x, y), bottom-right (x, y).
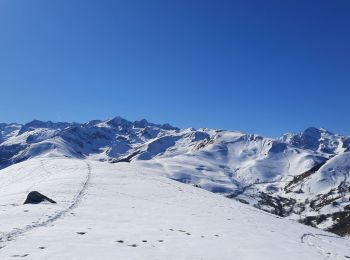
top-left (0, 158), bottom-right (349, 260)
top-left (0, 117), bottom-right (350, 236)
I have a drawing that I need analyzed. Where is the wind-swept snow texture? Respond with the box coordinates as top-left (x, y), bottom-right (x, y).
top-left (0, 158), bottom-right (349, 260)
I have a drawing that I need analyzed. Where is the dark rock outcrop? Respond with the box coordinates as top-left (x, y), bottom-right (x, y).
top-left (24, 191), bottom-right (56, 204)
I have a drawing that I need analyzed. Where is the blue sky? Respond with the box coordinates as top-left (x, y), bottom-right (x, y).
top-left (0, 1), bottom-right (349, 137)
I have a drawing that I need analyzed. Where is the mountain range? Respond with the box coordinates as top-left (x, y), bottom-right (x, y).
top-left (1, 116), bottom-right (350, 236)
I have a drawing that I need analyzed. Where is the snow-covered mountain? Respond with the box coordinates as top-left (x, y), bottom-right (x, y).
top-left (1, 117), bottom-right (350, 237)
top-left (280, 127), bottom-right (350, 154)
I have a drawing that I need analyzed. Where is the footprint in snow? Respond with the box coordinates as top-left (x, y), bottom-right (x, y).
top-left (116, 240), bottom-right (124, 243)
top-left (11, 254), bottom-right (29, 258)
top-left (38, 247), bottom-right (45, 250)
top-left (76, 232), bottom-right (86, 235)
top-left (128, 244), bottom-right (138, 247)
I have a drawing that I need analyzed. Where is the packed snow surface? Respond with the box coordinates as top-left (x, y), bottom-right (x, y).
top-left (0, 158), bottom-right (349, 260)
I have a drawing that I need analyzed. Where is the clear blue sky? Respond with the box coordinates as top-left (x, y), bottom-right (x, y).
top-left (0, 1), bottom-right (349, 137)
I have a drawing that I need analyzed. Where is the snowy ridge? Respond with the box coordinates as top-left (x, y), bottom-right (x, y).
top-left (1, 117), bottom-right (350, 236)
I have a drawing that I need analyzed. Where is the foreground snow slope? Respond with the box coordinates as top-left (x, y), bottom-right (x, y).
top-left (0, 158), bottom-right (349, 259)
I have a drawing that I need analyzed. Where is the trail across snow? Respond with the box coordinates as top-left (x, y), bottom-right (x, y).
top-left (0, 158), bottom-right (91, 246)
top-left (0, 158), bottom-right (349, 260)
top-left (301, 233), bottom-right (350, 259)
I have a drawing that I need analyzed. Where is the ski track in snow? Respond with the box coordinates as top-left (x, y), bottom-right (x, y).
top-left (0, 159), bottom-right (92, 248)
top-left (301, 233), bottom-right (350, 259)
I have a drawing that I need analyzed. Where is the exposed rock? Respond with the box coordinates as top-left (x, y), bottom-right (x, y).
top-left (24, 191), bottom-right (56, 204)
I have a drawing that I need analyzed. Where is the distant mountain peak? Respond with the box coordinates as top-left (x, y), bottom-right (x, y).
top-left (106, 116), bottom-right (132, 128)
top-left (303, 127), bottom-right (334, 137)
top-left (104, 116), bottom-right (178, 131)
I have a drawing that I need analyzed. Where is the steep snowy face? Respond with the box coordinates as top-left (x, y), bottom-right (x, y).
top-left (280, 127), bottom-right (349, 154)
top-left (304, 152), bottom-right (350, 195)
